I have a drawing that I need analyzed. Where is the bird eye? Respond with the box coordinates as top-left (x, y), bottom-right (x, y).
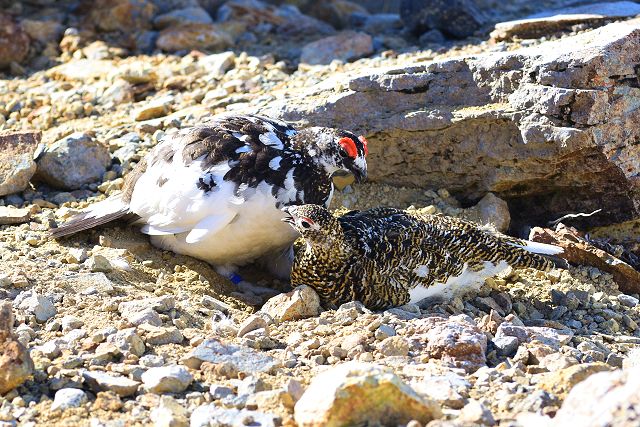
top-left (338, 137), bottom-right (357, 158)
top-left (301, 221), bottom-right (311, 229)
top-left (299, 216), bottom-right (315, 229)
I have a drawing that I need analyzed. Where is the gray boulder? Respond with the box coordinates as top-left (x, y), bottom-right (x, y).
top-left (258, 20), bottom-right (640, 228)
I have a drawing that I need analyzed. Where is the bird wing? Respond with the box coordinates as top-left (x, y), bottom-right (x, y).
top-left (125, 115), bottom-right (297, 235)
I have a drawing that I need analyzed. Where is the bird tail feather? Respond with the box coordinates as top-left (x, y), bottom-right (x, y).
top-left (49, 195), bottom-right (130, 238)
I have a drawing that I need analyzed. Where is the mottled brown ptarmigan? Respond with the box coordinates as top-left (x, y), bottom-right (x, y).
top-left (283, 204), bottom-right (565, 310)
top-left (50, 114), bottom-right (368, 280)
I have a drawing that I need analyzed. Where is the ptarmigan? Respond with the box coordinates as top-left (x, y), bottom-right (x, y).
top-left (283, 204), bottom-right (565, 310)
top-left (51, 114), bottom-right (368, 278)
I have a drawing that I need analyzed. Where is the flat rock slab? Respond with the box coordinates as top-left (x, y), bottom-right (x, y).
top-left (492, 1), bottom-right (640, 41)
top-left (0, 131), bottom-right (41, 196)
top-left (0, 207), bottom-right (31, 225)
top-left (258, 20), bottom-right (640, 228)
top-left (182, 339), bottom-right (281, 374)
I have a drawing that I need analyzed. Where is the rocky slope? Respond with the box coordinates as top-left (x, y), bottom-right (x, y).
top-left (1, 1), bottom-right (640, 426)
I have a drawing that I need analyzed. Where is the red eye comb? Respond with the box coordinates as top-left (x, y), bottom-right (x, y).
top-left (338, 137), bottom-right (358, 158)
top-left (358, 135), bottom-right (369, 155)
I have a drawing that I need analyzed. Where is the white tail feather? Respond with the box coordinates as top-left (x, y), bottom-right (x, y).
top-left (509, 240), bottom-right (564, 256)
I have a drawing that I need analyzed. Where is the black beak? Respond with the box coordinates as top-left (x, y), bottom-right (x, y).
top-left (352, 167), bottom-right (367, 183)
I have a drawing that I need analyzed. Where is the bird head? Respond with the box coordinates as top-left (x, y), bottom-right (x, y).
top-left (281, 204), bottom-right (342, 241)
top-left (292, 127), bottom-right (368, 183)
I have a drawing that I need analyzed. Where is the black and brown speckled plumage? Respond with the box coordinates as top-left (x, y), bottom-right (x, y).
top-left (284, 205), bottom-right (565, 310)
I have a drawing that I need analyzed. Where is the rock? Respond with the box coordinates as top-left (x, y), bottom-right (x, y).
top-left (106, 328), bottom-right (145, 357)
top-left (132, 100), bottom-right (170, 121)
top-left (462, 193), bottom-right (511, 232)
top-left (492, 335), bottom-right (519, 356)
top-left (51, 388), bottom-right (88, 411)
top-left (191, 405), bottom-right (281, 427)
top-left (259, 285), bottom-right (321, 323)
top-left (0, 207), bottom-right (31, 225)
top-left (537, 362), bottom-right (613, 400)
top-left (618, 294), bottom-right (639, 307)
top-left (14, 291), bottom-right (56, 322)
top-left (150, 395), bottom-right (189, 427)
top-left (217, 0), bottom-right (334, 37)
top-left (261, 20), bottom-right (640, 229)
top-left (376, 336), bottom-right (410, 357)
top-left (305, 1), bottom-right (370, 29)
top-left (87, 255), bottom-right (113, 273)
top-left (412, 373), bottom-right (470, 409)
top-left (459, 400), bottom-right (496, 426)
top-left (0, 131), bottom-right (41, 197)
top-left (119, 296), bottom-right (175, 318)
top-left (237, 314), bottom-right (269, 338)
top-left (156, 23), bottom-right (232, 52)
top-left (182, 339), bottom-right (280, 374)
top-left (126, 307), bottom-right (162, 327)
top-left (20, 18), bottom-right (63, 44)
top-left (141, 365), bottom-right (193, 393)
top-left (0, 14), bottom-right (30, 68)
top-left (88, 0), bottom-right (157, 32)
top-left (199, 51), bottom-right (236, 78)
top-left (154, 6), bottom-right (213, 29)
top-left (530, 224), bottom-right (640, 294)
top-left (300, 31), bottom-right (373, 65)
top-left (411, 315), bottom-right (487, 372)
top-left (550, 366), bottom-right (640, 426)
top-left (492, 1), bottom-right (640, 41)
top-left (82, 370), bottom-right (140, 397)
top-left (35, 132), bottom-right (111, 191)
top-left (495, 322), bottom-right (573, 349)
top-left (400, 0), bottom-right (485, 38)
top-left (48, 59), bottom-right (117, 82)
top-left (139, 324), bottom-right (184, 345)
top-left (61, 315), bottom-right (84, 332)
top-left (0, 302), bottom-right (34, 394)
top-left (294, 362), bottom-right (442, 426)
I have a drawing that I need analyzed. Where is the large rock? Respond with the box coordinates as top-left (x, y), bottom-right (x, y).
top-left (294, 362), bottom-right (442, 426)
top-left (259, 20), bottom-right (640, 228)
top-left (0, 14), bottom-right (30, 68)
top-left (538, 367), bottom-right (640, 426)
top-left (0, 302), bottom-right (34, 395)
top-left (400, 0), bottom-right (485, 39)
top-left (156, 23), bottom-right (233, 52)
top-left (0, 131), bottom-right (41, 197)
top-left (492, 1), bottom-right (640, 41)
top-left (35, 132), bottom-right (111, 190)
top-left (300, 31), bottom-right (373, 65)
top-left (86, 0), bottom-right (157, 32)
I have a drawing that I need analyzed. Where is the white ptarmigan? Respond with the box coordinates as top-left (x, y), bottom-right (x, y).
top-left (51, 114), bottom-right (369, 278)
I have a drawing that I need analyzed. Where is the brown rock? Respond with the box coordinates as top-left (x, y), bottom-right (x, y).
top-left (530, 224), bottom-right (640, 294)
top-left (300, 31), bottom-right (373, 65)
top-left (461, 193), bottom-right (511, 232)
top-left (0, 302), bottom-right (34, 395)
top-left (294, 362), bottom-right (442, 427)
top-left (411, 315), bottom-right (487, 372)
top-left (259, 285), bottom-right (321, 323)
top-left (0, 131), bottom-right (41, 196)
top-left (0, 14), bottom-right (30, 68)
top-left (0, 207), bottom-right (31, 225)
top-left (87, 0), bottom-right (156, 32)
top-left (537, 362), bottom-right (613, 400)
top-left (156, 23), bottom-right (233, 52)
